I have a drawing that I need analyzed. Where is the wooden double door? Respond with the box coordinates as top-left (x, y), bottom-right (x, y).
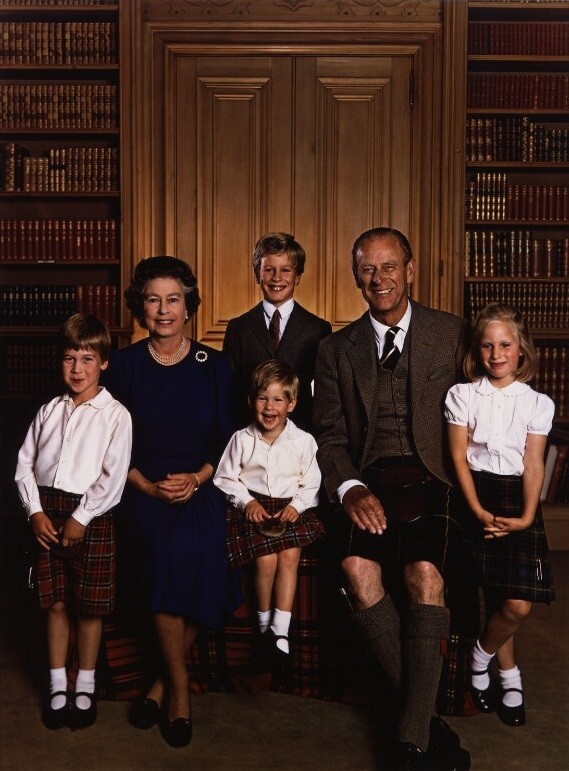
top-left (130, 16), bottom-right (450, 344)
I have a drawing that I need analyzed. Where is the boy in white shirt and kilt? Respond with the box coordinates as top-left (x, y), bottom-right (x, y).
top-left (214, 360), bottom-right (323, 660)
top-left (15, 313), bottom-right (132, 731)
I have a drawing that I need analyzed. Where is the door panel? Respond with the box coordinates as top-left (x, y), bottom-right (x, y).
top-left (172, 53), bottom-right (412, 343)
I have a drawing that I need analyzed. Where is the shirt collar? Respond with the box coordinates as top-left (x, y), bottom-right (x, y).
top-left (368, 301), bottom-right (412, 343)
top-left (245, 417), bottom-right (299, 440)
top-left (474, 376), bottom-right (529, 397)
top-left (63, 386), bottom-right (111, 409)
top-left (263, 298), bottom-right (294, 325)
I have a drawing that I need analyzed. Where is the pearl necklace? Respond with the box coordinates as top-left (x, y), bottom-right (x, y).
top-left (147, 336), bottom-right (187, 366)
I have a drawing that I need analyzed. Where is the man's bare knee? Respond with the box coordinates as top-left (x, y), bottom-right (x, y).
top-left (404, 561), bottom-right (445, 606)
top-left (341, 556), bottom-right (384, 610)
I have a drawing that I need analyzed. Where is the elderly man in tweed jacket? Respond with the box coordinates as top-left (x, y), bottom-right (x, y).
top-left (314, 228), bottom-right (471, 771)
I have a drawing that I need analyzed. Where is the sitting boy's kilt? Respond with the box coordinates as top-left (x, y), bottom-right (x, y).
top-left (226, 490), bottom-right (324, 567)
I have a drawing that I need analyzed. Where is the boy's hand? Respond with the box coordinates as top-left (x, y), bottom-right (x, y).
top-left (60, 517), bottom-right (86, 548)
top-left (30, 511), bottom-right (59, 551)
top-left (278, 505), bottom-right (299, 524)
top-left (244, 500), bottom-right (270, 523)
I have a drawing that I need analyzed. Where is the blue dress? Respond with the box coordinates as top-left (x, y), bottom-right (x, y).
top-left (105, 339), bottom-right (241, 629)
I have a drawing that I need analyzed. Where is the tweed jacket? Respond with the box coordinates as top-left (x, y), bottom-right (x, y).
top-left (223, 301), bottom-right (332, 432)
top-left (314, 300), bottom-right (468, 500)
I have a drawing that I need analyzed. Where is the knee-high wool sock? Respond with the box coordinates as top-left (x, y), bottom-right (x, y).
top-left (354, 595), bottom-right (402, 694)
top-left (399, 604), bottom-right (450, 753)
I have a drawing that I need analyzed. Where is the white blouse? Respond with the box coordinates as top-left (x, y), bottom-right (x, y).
top-left (213, 419), bottom-right (321, 513)
top-left (15, 388), bottom-right (132, 526)
top-left (444, 377), bottom-right (554, 476)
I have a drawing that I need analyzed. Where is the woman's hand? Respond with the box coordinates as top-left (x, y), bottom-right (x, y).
top-left (30, 511), bottom-right (59, 551)
top-left (156, 473), bottom-right (200, 504)
top-left (278, 504), bottom-right (299, 524)
top-left (244, 500), bottom-right (270, 523)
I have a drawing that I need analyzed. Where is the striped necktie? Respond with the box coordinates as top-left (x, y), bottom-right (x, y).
top-left (269, 309), bottom-right (281, 350)
top-left (380, 326), bottom-right (400, 370)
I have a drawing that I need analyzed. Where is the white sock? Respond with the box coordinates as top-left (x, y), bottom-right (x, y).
top-left (471, 640), bottom-right (494, 690)
top-left (75, 669), bottom-right (95, 710)
top-left (499, 666), bottom-right (523, 707)
top-left (257, 610), bottom-right (271, 634)
top-left (270, 608), bottom-right (291, 654)
top-left (50, 667), bottom-right (67, 710)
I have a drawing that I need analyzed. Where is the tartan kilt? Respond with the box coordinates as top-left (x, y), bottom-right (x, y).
top-left (470, 471), bottom-right (555, 604)
top-left (36, 486), bottom-right (116, 615)
top-left (226, 491), bottom-right (325, 567)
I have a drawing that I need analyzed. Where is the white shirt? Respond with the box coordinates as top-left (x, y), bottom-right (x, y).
top-left (445, 377), bottom-right (554, 476)
top-left (15, 387), bottom-right (132, 526)
top-left (263, 298), bottom-right (294, 335)
top-left (213, 418), bottom-right (321, 513)
top-left (337, 302), bottom-right (412, 502)
top-left (368, 301), bottom-right (412, 360)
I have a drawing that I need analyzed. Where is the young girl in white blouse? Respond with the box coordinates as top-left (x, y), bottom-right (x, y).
top-left (214, 360), bottom-right (323, 659)
top-left (444, 303), bottom-right (555, 728)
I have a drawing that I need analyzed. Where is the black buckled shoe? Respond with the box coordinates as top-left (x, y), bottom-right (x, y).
top-left (70, 692), bottom-right (97, 730)
top-left (130, 697), bottom-right (161, 729)
top-left (497, 689), bottom-right (526, 727)
top-left (42, 691), bottom-right (69, 730)
top-left (162, 716), bottom-right (193, 748)
top-left (470, 668), bottom-right (496, 713)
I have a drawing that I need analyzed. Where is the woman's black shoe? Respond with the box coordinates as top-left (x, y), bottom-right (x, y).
top-left (70, 692), bottom-right (97, 730)
top-left (42, 691), bottom-right (69, 730)
top-left (470, 668), bottom-right (496, 713)
top-left (162, 716), bottom-right (193, 748)
top-left (130, 697), bottom-right (161, 729)
top-left (497, 689), bottom-right (526, 726)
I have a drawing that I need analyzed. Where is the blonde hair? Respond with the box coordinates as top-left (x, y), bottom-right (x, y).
top-left (464, 303), bottom-right (536, 383)
top-left (248, 360), bottom-right (299, 403)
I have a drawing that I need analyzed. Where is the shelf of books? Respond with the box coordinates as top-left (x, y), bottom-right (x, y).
top-left (465, 1), bottom-right (569, 547)
top-left (0, 0), bottom-right (127, 405)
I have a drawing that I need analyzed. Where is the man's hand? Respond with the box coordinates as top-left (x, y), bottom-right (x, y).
top-left (342, 485), bottom-right (387, 535)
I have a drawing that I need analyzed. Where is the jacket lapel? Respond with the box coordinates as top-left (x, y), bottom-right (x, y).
top-left (346, 313), bottom-right (378, 424)
top-left (408, 301), bottom-right (439, 411)
top-left (246, 303), bottom-right (273, 356)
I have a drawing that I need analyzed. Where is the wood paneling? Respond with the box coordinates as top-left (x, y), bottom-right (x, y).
top-left (126, 1), bottom-right (462, 345)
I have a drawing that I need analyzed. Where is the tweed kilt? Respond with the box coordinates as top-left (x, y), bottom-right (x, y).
top-left (36, 486), bottom-right (116, 615)
top-left (470, 471), bottom-right (555, 604)
top-left (226, 491), bottom-right (324, 567)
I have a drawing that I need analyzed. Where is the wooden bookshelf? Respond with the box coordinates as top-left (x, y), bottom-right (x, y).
top-left (465, 2), bottom-right (569, 544)
top-left (0, 1), bottom-right (129, 510)
top-left (0, 0), bottom-right (128, 403)
top-left (465, 1), bottom-right (569, 427)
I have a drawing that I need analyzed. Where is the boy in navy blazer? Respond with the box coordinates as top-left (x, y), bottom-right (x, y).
top-left (223, 232), bottom-right (331, 433)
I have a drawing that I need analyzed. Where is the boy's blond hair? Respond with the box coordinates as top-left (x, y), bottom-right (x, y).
top-left (248, 360), bottom-right (299, 404)
top-left (61, 313), bottom-right (111, 362)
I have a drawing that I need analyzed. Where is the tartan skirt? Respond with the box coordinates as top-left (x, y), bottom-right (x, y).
top-left (36, 486), bottom-right (116, 615)
top-left (470, 471), bottom-right (555, 604)
top-left (226, 491), bottom-right (325, 567)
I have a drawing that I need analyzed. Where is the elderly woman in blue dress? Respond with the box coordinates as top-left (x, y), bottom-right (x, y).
top-left (105, 256), bottom-right (239, 748)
